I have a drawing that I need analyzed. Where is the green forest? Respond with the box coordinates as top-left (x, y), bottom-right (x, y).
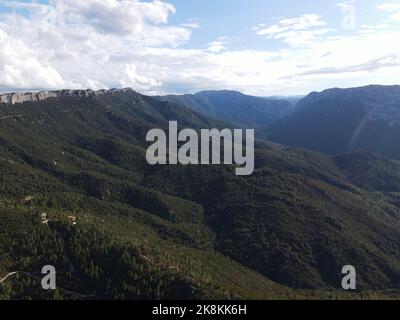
top-left (1, 90), bottom-right (400, 299)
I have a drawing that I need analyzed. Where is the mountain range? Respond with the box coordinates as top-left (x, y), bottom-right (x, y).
top-left (156, 90), bottom-right (295, 127)
top-left (267, 85), bottom-right (400, 159)
top-left (1, 86), bottom-right (400, 299)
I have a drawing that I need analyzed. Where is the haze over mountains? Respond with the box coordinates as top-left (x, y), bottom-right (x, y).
top-left (267, 85), bottom-right (400, 159)
top-left (156, 85), bottom-right (400, 162)
top-left (156, 90), bottom-right (295, 127)
top-left (3, 84), bottom-right (400, 162)
top-left (1, 85), bottom-right (400, 299)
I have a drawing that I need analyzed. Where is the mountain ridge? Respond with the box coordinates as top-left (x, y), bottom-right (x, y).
top-left (157, 90), bottom-right (294, 127)
top-left (0, 88), bottom-right (137, 105)
top-left (267, 84), bottom-right (400, 158)
top-left (2, 89), bottom-right (400, 299)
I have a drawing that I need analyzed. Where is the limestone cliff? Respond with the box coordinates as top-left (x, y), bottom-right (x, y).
top-left (0, 88), bottom-right (135, 105)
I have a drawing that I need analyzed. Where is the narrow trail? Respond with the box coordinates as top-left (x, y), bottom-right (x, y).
top-left (0, 272), bottom-right (18, 284)
top-left (0, 219), bottom-right (94, 299)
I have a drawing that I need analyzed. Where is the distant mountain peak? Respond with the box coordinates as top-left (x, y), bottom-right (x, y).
top-left (157, 90), bottom-right (295, 127)
top-left (297, 84), bottom-right (400, 121)
top-left (0, 88), bottom-right (136, 105)
top-left (303, 84), bottom-right (400, 101)
top-left (268, 84), bottom-right (400, 159)
top-left (196, 89), bottom-right (242, 94)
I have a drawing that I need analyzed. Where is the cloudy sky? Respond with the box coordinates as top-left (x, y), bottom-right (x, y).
top-left (0, 0), bottom-right (399, 96)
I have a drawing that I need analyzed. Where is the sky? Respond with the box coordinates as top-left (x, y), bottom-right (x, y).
top-left (0, 0), bottom-right (399, 96)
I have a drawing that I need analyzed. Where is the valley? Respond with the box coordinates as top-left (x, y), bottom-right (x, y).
top-left (1, 87), bottom-right (400, 299)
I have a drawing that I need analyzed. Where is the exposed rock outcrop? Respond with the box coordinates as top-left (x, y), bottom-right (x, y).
top-left (0, 88), bottom-right (135, 105)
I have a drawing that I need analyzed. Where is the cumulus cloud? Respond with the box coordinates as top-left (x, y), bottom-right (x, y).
top-left (0, 1), bottom-right (399, 96)
top-left (64, 0), bottom-right (175, 35)
top-left (0, 0), bottom-right (191, 91)
top-left (0, 29), bottom-right (68, 89)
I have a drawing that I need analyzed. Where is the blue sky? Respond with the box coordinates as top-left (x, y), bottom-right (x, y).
top-left (0, 0), bottom-right (399, 96)
top-left (168, 0), bottom-right (348, 48)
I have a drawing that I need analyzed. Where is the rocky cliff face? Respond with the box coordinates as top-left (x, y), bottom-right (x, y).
top-left (0, 88), bottom-right (135, 105)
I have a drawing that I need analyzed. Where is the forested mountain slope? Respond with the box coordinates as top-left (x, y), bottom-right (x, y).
top-left (1, 89), bottom-right (400, 299)
top-left (157, 90), bottom-right (294, 127)
top-left (267, 85), bottom-right (400, 158)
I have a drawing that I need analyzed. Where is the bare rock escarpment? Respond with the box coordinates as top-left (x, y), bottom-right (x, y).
top-left (0, 88), bottom-right (135, 105)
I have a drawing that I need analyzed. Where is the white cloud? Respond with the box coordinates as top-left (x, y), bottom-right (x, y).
top-left (181, 22), bottom-right (199, 29)
top-left (377, 2), bottom-right (400, 22)
top-left (62, 0), bottom-right (176, 35)
top-left (207, 41), bottom-right (225, 53)
top-left (255, 14), bottom-right (326, 35)
top-left (279, 14), bottom-right (326, 29)
top-left (181, 19), bottom-right (200, 29)
top-left (336, 0), bottom-right (355, 10)
top-left (0, 2), bottom-right (399, 96)
top-left (0, 29), bottom-right (68, 89)
top-left (206, 37), bottom-right (231, 53)
top-left (0, 0), bottom-right (191, 91)
top-left (254, 14), bottom-right (331, 47)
